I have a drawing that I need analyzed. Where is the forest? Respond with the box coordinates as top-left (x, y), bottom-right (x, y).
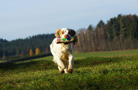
top-left (74, 14), bottom-right (138, 52)
top-left (0, 14), bottom-right (138, 59)
top-left (0, 34), bottom-right (55, 59)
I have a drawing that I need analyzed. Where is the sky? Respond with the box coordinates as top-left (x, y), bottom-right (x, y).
top-left (0, 0), bottom-right (138, 40)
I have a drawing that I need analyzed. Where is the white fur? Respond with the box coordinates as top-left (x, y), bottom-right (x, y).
top-left (50, 28), bottom-right (75, 73)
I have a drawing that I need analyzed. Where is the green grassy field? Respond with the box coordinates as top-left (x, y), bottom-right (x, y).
top-left (0, 50), bottom-right (138, 90)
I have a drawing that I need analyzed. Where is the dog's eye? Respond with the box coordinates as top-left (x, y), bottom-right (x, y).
top-left (68, 31), bottom-right (71, 35)
top-left (62, 31), bottom-right (64, 34)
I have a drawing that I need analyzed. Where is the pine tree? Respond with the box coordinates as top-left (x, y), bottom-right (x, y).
top-left (35, 48), bottom-right (40, 55)
top-left (96, 20), bottom-right (105, 28)
top-left (87, 25), bottom-right (93, 32)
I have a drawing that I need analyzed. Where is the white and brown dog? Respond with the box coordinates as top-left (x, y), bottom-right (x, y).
top-left (50, 28), bottom-right (76, 73)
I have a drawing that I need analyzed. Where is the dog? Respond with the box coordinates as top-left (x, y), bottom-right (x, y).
top-left (50, 28), bottom-right (76, 73)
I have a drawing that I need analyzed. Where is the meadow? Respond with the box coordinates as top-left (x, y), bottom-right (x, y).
top-left (0, 50), bottom-right (138, 90)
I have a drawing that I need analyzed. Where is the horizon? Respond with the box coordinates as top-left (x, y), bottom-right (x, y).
top-left (0, 0), bottom-right (138, 40)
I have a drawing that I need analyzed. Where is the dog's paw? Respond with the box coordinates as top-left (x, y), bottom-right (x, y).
top-left (60, 70), bottom-right (64, 74)
top-left (68, 69), bottom-right (73, 73)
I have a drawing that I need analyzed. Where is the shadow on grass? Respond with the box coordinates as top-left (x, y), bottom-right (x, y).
top-left (0, 56), bottom-right (135, 72)
top-left (0, 60), bottom-right (57, 72)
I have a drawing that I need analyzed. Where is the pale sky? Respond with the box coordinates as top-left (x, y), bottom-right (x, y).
top-left (0, 0), bottom-right (138, 40)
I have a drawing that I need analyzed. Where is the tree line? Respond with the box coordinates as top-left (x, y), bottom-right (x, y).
top-left (0, 34), bottom-right (55, 59)
top-left (74, 14), bottom-right (138, 52)
top-left (0, 14), bottom-right (138, 59)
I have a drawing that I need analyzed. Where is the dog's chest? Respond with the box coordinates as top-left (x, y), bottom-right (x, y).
top-left (58, 44), bottom-right (71, 61)
top-left (60, 51), bottom-right (69, 61)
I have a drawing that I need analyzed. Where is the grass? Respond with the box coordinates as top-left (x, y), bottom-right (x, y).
top-left (74, 49), bottom-right (138, 58)
top-left (0, 50), bottom-right (138, 90)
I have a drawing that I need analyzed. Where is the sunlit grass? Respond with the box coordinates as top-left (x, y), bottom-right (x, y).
top-left (74, 49), bottom-right (138, 58)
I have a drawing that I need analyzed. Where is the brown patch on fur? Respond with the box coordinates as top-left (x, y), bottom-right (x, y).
top-left (55, 29), bottom-right (65, 38)
top-left (55, 29), bottom-right (61, 38)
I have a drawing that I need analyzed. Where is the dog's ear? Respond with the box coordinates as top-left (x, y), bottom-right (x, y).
top-left (55, 29), bottom-right (61, 38)
top-left (73, 36), bottom-right (78, 45)
top-left (69, 29), bottom-right (76, 37)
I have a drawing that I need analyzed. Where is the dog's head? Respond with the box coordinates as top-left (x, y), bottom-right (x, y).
top-left (55, 28), bottom-right (77, 44)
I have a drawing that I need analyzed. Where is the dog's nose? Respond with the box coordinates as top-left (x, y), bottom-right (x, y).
top-left (64, 34), bottom-right (69, 39)
top-left (64, 34), bottom-right (71, 40)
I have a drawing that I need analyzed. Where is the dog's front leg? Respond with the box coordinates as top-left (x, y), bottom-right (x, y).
top-left (57, 58), bottom-right (65, 73)
top-left (68, 54), bottom-right (74, 73)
